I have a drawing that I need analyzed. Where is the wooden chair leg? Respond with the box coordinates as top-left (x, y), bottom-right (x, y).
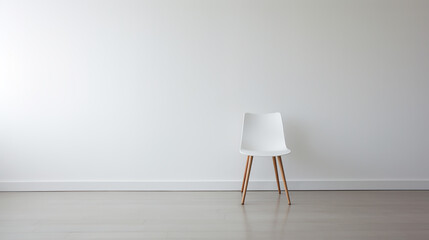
top-left (241, 156), bottom-right (253, 205)
top-left (277, 156), bottom-right (291, 205)
top-left (241, 156), bottom-right (250, 193)
top-left (272, 156), bottom-right (281, 194)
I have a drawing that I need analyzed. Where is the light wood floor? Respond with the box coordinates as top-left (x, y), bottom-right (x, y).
top-left (0, 191), bottom-right (428, 240)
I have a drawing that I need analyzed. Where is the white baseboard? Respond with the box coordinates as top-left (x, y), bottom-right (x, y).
top-left (0, 180), bottom-right (428, 191)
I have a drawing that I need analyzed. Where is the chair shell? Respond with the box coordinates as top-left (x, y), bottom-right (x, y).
top-left (240, 112), bottom-right (291, 156)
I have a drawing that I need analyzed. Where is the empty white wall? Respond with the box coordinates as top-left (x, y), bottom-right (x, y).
top-left (1, 0), bottom-right (429, 190)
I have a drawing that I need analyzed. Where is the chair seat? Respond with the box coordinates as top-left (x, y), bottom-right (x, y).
top-left (240, 148), bottom-right (291, 157)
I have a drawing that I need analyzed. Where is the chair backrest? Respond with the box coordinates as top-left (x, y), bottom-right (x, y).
top-left (240, 112), bottom-right (287, 151)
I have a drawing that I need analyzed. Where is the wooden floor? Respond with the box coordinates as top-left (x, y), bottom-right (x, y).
top-left (0, 191), bottom-right (428, 240)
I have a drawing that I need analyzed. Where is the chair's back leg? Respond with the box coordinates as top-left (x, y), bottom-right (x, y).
top-left (277, 156), bottom-right (291, 205)
top-left (272, 156), bottom-right (281, 194)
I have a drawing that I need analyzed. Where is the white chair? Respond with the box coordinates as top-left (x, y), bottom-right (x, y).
top-left (240, 112), bottom-right (291, 205)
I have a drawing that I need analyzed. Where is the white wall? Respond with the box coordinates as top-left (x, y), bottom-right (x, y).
top-left (1, 0), bottom-right (429, 191)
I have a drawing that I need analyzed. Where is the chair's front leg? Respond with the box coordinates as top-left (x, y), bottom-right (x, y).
top-left (241, 156), bottom-right (253, 205)
top-left (241, 156), bottom-right (250, 193)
